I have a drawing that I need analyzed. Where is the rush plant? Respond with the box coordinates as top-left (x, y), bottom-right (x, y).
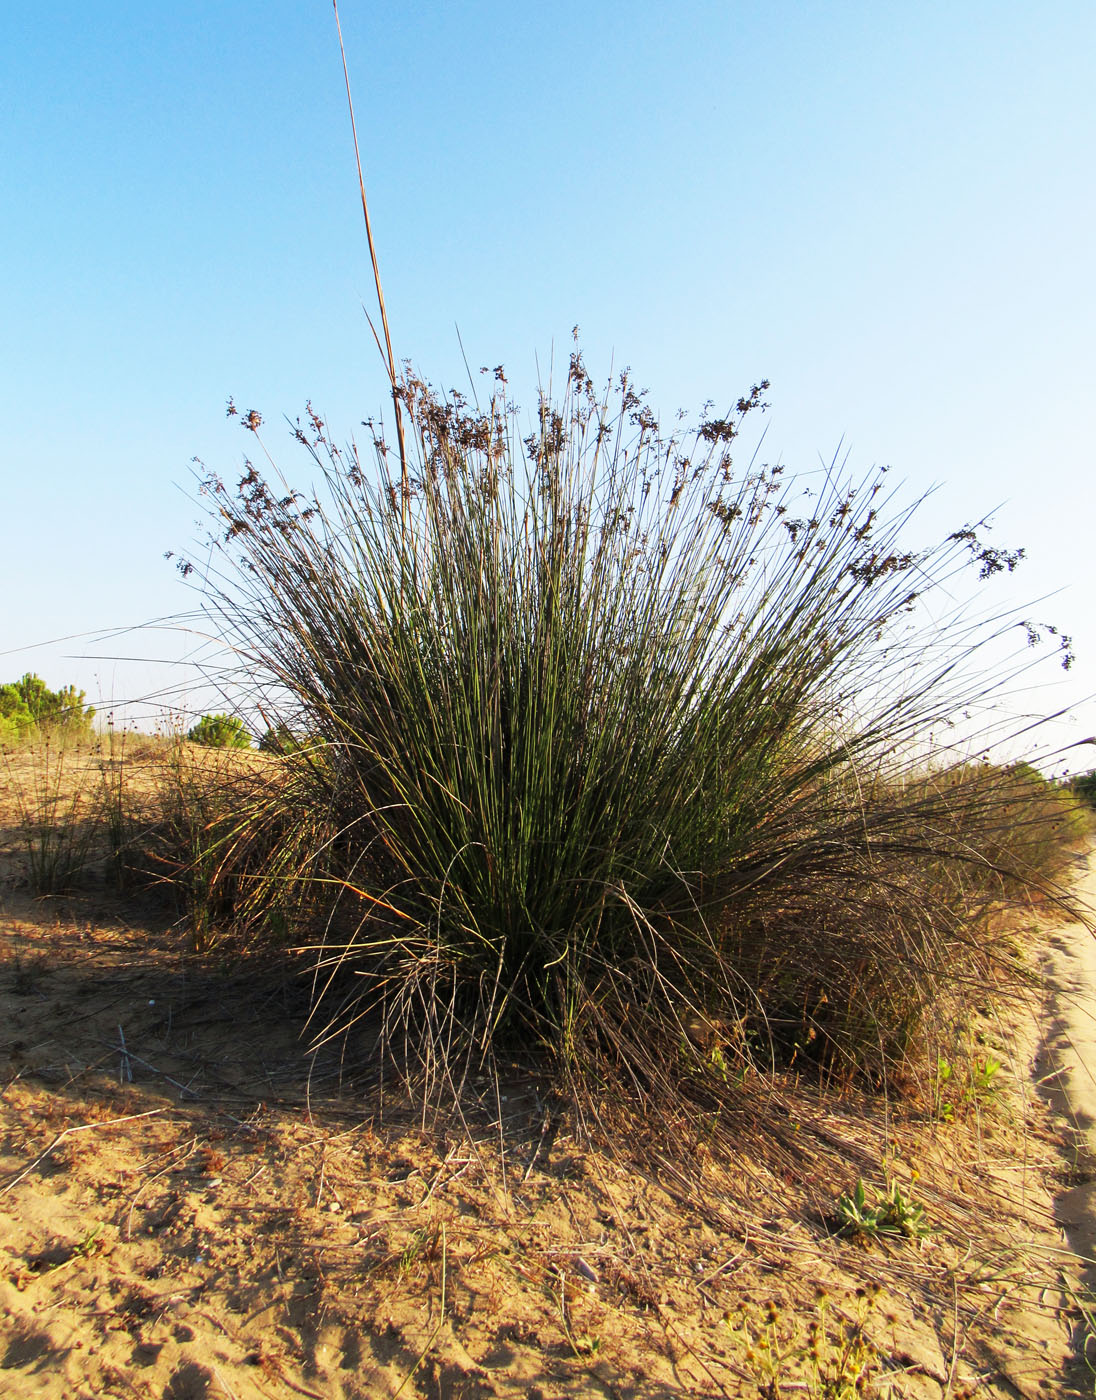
top-left (12, 737), bottom-right (97, 894)
top-left (181, 351), bottom-right (1065, 1115)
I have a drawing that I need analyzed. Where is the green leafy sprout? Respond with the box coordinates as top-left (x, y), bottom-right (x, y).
top-left (835, 1178), bottom-right (930, 1243)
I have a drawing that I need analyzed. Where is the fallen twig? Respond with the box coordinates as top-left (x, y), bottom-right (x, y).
top-left (95, 1037), bottom-right (199, 1098)
top-left (117, 1023), bottom-right (132, 1082)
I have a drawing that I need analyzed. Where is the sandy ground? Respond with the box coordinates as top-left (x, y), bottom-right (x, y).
top-left (1037, 848), bottom-right (1096, 1277)
top-left (2, 750), bottom-right (1096, 1398)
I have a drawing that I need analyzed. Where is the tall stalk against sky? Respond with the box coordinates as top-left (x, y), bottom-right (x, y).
top-left (332, 0), bottom-right (408, 529)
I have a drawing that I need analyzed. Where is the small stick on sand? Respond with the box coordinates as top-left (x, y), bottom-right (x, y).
top-left (117, 1024), bottom-right (132, 1082)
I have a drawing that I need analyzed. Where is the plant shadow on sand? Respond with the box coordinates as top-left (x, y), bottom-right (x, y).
top-left (2, 875), bottom-right (1095, 1399)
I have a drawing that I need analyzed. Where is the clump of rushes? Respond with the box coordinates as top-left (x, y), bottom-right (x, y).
top-left (14, 736), bottom-right (96, 894)
top-left (143, 736), bottom-right (325, 955)
top-left (183, 350), bottom-right (1068, 1112)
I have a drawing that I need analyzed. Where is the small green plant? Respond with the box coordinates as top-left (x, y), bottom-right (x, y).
top-left (187, 713), bottom-right (251, 749)
top-left (547, 1267), bottom-right (602, 1359)
top-left (72, 1222), bottom-right (106, 1260)
top-left (970, 1053), bottom-right (1001, 1095)
top-left (34, 1223), bottom-right (107, 1279)
top-left (935, 1057), bottom-right (957, 1123)
top-left (934, 1050), bottom-right (1002, 1122)
top-left (835, 1178), bottom-right (929, 1243)
top-left (397, 1230), bottom-right (425, 1276)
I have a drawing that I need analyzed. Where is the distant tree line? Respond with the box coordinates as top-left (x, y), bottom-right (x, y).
top-left (0, 673), bottom-right (95, 745)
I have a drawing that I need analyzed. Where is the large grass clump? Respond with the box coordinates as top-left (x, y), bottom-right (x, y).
top-left (185, 354), bottom-right (1073, 1113)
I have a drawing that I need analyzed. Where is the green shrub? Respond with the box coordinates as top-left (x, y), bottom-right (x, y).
top-left (0, 708), bottom-right (33, 746)
top-left (0, 673), bottom-right (95, 744)
top-left (1071, 769), bottom-right (1096, 810)
top-left (181, 356), bottom-right (1067, 1112)
top-left (187, 713), bottom-right (251, 749)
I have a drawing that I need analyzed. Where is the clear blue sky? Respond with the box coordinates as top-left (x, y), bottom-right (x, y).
top-left (2, 2), bottom-right (1093, 767)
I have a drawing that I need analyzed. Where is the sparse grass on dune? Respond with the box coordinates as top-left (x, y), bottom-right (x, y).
top-left (0, 733), bottom-right (302, 943)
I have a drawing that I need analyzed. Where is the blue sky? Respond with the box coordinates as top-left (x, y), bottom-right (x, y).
top-left (2, 2), bottom-right (1093, 767)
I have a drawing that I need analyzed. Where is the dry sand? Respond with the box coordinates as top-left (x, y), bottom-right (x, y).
top-left (2, 751), bottom-right (1096, 1397)
top-left (1037, 848), bottom-right (1096, 1277)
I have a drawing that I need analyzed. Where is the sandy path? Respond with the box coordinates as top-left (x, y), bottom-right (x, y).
top-left (1038, 846), bottom-right (1096, 1272)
